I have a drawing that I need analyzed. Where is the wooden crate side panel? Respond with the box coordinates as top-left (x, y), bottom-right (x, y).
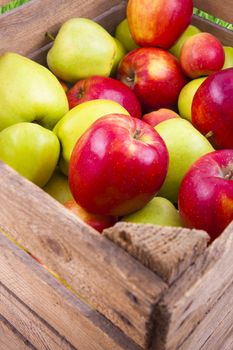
top-left (194, 0), bottom-right (233, 23)
top-left (0, 233), bottom-right (141, 350)
top-left (0, 0), bottom-right (126, 56)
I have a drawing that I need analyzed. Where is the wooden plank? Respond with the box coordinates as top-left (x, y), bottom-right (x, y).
top-left (192, 15), bottom-right (233, 46)
top-left (0, 0), bottom-right (126, 56)
top-left (151, 222), bottom-right (233, 350)
top-left (0, 233), bottom-right (142, 350)
top-left (0, 162), bottom-right (167, 348)
top-left (194, 0), bottom-right (233, 23)
top-left (0, 315), bottom-right (35, 350)
top-left (104, 222), bottom-right (209, 284)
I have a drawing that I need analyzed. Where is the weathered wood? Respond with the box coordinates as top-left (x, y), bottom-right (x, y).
top-left (151, 222), bottom-right (233, 350)
top-left (0, 0), bottom-right (126, 56)
top-left (0, 232), bottom-right (142, 350)
top-left (104, 222), bottom-right (209, 284)
top-left (0, 162), bottom-right (167, 348)
top-left (192, 15), bottom-right (233, 46)
top-left (194, 0), bottom-right (233, 23)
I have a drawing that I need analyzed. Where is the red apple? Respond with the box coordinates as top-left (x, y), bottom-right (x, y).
top-left (64, 199), bottom-right (117, 233)
top-left (117, 47), bottom-right (187, 111)
top-left (142, 108), bottom-right (180, 127)
top-left (69, 114), bottom-right (168, 216)
top-left (178, 150), bottom-right (233, 240)
top-left (67, 76), bottom-right (141, 119)
top-left (180, 33), bottom-right (225, 79)
top-left (127, 0), bottom-right (193, 49)
top-left (192, 68), bottom-right (233, 149)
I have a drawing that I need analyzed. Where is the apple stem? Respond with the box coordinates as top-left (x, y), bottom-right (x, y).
top-left (224, 170), bottom-right (233, 180)
top-left (205, 131), bottom-right (214, 139)
top-left (46, 32), bottom-right (55, 41)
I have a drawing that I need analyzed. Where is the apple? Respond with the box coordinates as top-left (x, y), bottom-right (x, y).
top-left (122, 196), bottom-right (183, 227)
top-left (180, 33), bottom-right (225, 79)
top-left (178, 150), bottom-right (233, 240)
top-left (222, 46), bottom-right (233, 69)
top-left (0, 123), bottom-right (60, 187)
top-left (155, 118), bottom-right (214, 203)
top-left (127, 0), bottom-right (193, 49)
top-left (0, 52), bottom-right (68, 131)
top-left (64, 199), bottom-right (117, 233)
top-left (43, 169), bottom-right (73, 204)
top-left (54, 99), bottom-right (129, 175)
top-left (47, 18), bottom-right (117, 83)
top-left (66, 76), bottom-right (141, 119)
top-left (192, 68), bottom-right (233, 149)
top-left (69, 114), bottom-right (168, 216)
top-left (115, 18), bottom-right (139, 52)
top-left (142, 109), bottom-right (179, 127)
top-left (59, 80), bottom-right (69, 92)
top-left (169, 24), bottom-right (201, 58)
top-left (178, 77), bottom-right (206, 122)
top-left (111, 38), bottom-right (126, 76)
top-left (117, 47), bottom-right (187, 111)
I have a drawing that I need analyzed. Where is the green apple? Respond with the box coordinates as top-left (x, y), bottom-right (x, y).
top-left (178, 77), bottom-right (206, 122)
top-left (54, 99), bottom-right (129, 175)
top-left (155, 118), bottom-right (214, 203)
top-left (222, 46), bottom-right (233, 69)
top-left (43, 169), bottom-right (73, 204)
top-left (122, 196), bottom-right (183, 227)
top-left (115, 18), bottom-right (139, 52)
top-left (0, 52), bottom-right (68, 132)
top-left (111, 37), bottom-right (126, 76)
top-left (170, 25), bottom-right (201, 58)
top-left (0, 123), bottom-right (60, 187)
top-left (47, 18), bottom-right (117, 83)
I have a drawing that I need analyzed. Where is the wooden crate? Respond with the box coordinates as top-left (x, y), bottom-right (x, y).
top-left (0, 1), bottom-right (233, 349)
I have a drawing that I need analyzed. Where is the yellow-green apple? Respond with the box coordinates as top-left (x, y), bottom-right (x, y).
top-left (69, 114), bottom-right (168, 216)
top-left (54, 99), bottom-right (129, 175)
top-left (117, 47), bottom-right (187, 111)
top-left (170, 24), bottom-right (201, 58)
top-left (115, 18), bottom-right (138, 52)
top-left (192, 68), bottom-right (233, 149)
top-left (127, 0), bottom-right (193, 49)
top-left (66, 76), bottom-right (141, 118)
top-left (59, 80), bottom-right (69, 92)
top-left (178, 150), bottom-right (233, 240)
top-left (178, 77), bottom-right (206, 121)
top-left (43, 169), bottom-right (73, 204)
top-left (155, 118), bottom-right (214, 203)
top-left (222, 46), bottom-right (233, 69)
top-left (0, 52), bottom-right (68, 131)
top-left (122, 196), bottom-right (183, 227)
top-left (47, 18), bottom-right (117, 83)
top-left (64, 199), bottom-right (117, 233)
top-left (0, 123), bottom-right (60, 187)
top-left (111, 38), bottom-right (126, 76)
top-left (142, 109), bottom-right (179, 127)
top-left (180, 33), bottom-right (225, 79)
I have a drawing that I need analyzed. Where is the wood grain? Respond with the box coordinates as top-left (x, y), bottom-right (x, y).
top-left (0, 232), bottom-right (142, 350)
top-left (104, 222), bottom-right (209, 284)
top-left (0, 162), bottom-right (167, 348)
top-left (194, 0), bottom-right (233, 23)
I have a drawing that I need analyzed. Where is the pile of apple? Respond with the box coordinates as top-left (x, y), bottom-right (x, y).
top-left (1, 0), bottom-right (233, 241)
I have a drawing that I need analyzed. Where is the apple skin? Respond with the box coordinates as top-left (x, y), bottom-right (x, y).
top-left (122, 196), bottom-right (183, 227)
top-left (64, 199), bottom-right (118, 233)
top-left (180, 33), bottom-right (225, 79)
top-left (115, 18), bottom-right (139, 52)
top-left (43, 169), bottom-right (73, 204)
top-left (54, 99), bottom-right (129, 175)
top-left (127, 0), bottom-right (193, 49)
top-left (222, 46), bottom-right (233, 69)
top-left (117, 47), bottom-right (187, 111)
top-left (69, 114), bottom-right (168, 216)
top-left (178, 150), bottom-right (233, 240)
top-left (67, 76), bottom-right (141, 119)
top-left (0, 123), bottom-right (60, 187)
top-left (169, 24), bottom-right (201, 58)
top-left (142, 109), bottom-right (179, 127)
top-left (178, 77), bottom-right (206, 122)
top-left (192, 68), bottom-right (233, 149)
top-left (111, 38), bottom-right (126, 76)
